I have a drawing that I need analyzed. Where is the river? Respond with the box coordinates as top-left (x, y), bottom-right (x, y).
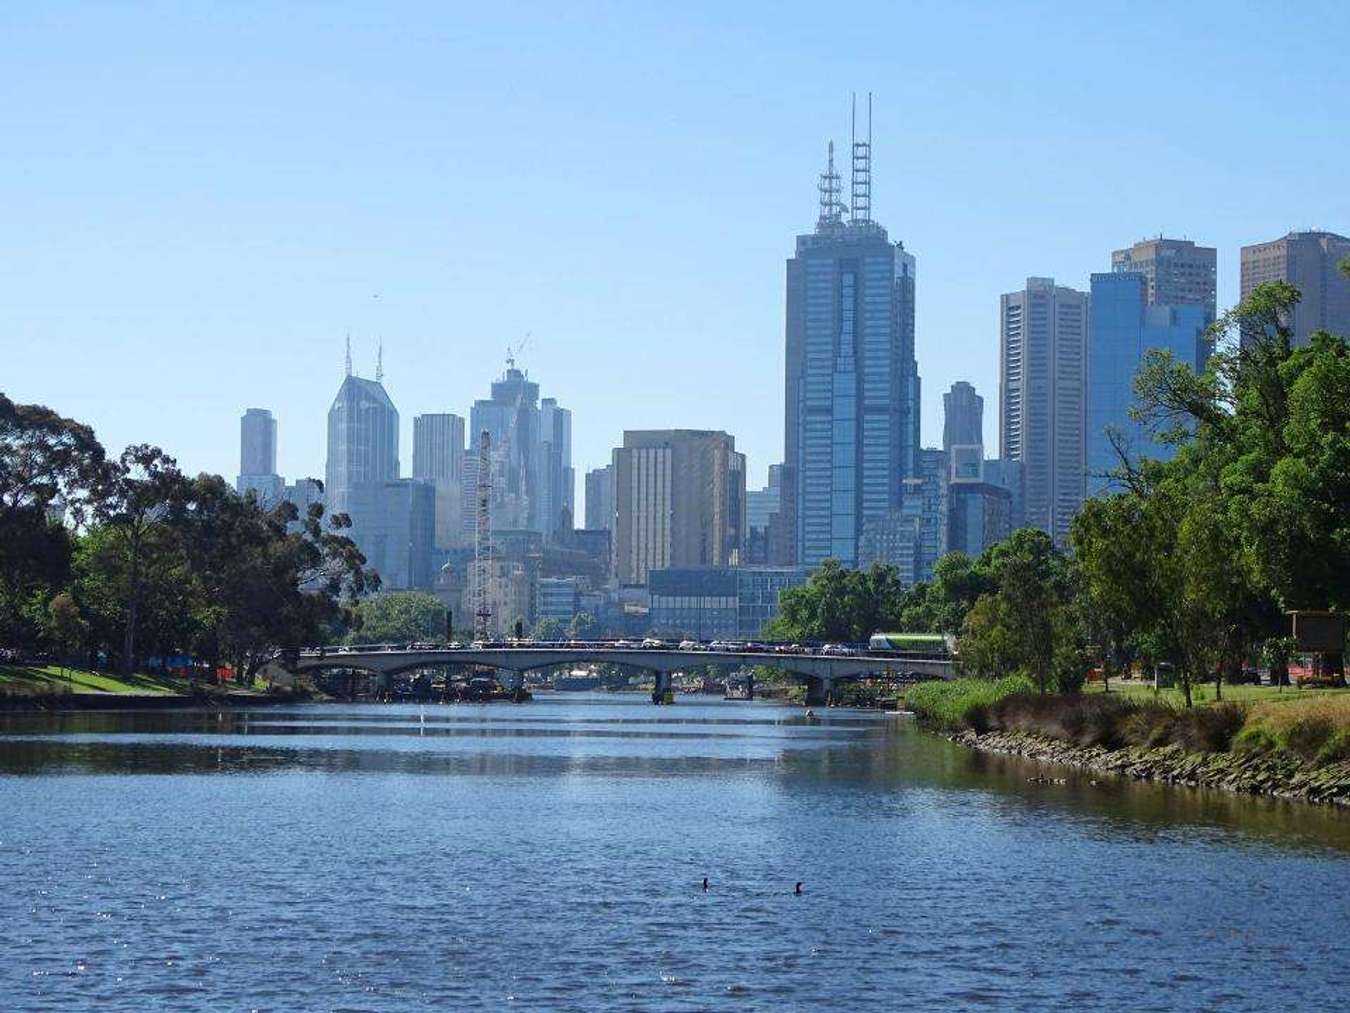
top-left (1, 695), bottom-right (1348, 1011)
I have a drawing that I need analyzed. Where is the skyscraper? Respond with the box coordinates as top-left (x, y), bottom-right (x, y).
top-left (538, 397), bottom-right (575, 540)
top-left (942, 382), bottom-right (983, 452)
top-left (1111, 237), bottom-right (1217, 315)
top-left (999, 277), bottom-right (1089, 546)
top-left (469, 361), bottom-right (574, 542)
top-left (413, 412), bottom-right (466, 550)
top-left (784, 98), bottom-right (921, 569)
top-left (745, 464), bottom-right (784, 565)
top-left (1086, 272), bottom-right (1210, 496)
top-left (324, 356), bottom-right (399, 519)
top-left (584, 464), bottom-right (614, 531)
top-left (1240, 231), bottom-right (1350, 347)
top-left (612, 430), bottom-right (746, 584)
top-left (236, 408), bottom-right (283, 505)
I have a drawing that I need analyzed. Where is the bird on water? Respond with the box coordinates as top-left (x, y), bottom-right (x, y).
top-left (794, 882), bottom-right (803, 895)
top-left (702, 877), bottom-right (709, 892)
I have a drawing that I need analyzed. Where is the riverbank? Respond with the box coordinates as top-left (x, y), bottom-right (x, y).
top-left (0, 664), bottom-right (314, 711)
top-left (951, 727), bottom-right (1350, 806)
top-left (907, 677), bottom-right (1350, 807)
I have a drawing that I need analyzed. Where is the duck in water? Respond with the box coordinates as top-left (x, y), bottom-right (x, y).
top-left (702, 877), bottom-right (709, 892)
top-left (794, 881), bottom-right (803, 895)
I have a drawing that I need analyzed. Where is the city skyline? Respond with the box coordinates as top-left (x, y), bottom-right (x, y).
top-left (6, 5), bottom-right (1349, 498)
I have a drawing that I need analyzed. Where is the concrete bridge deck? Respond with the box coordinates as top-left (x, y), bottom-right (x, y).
top-left (287, 645), bottom-right (954, 706)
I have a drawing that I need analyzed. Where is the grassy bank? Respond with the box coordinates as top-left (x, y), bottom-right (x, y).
top-left (0, 664), bottom-right (268, 697)
top-left (906, 678), bottom-right (1350, 767)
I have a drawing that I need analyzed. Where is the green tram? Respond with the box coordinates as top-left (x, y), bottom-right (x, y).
top-left (867, 632), bottom-right (956, 657)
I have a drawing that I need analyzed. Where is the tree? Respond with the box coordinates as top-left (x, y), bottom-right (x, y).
top-left (567, 611), bottom-right (598, 639)
top-left (44, 591), bottom-right (88, 677)
top-left (0, 393), bottom-right (105, 649)
top-left (92, 445), bottom-right (185, 675)
top-left (347, 592), bottom-right (446, 645)
top-left (534, 617), bottom-right (565, 641)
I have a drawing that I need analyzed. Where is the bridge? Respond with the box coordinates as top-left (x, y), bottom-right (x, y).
top-left (283, 645), bottom-right (954, 706)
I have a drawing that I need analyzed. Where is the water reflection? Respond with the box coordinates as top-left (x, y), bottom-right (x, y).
top-left (2, 697), bottom-right (1348, 1011)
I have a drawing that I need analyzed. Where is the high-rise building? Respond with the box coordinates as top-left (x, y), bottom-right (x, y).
top-left (1087, 272), bottom-right (1211, 496)
top-left (470, 363), bottom-right (539, 533)
top-left (784, 101), bottom-right (921, 570)
top-left (1240, 231), bottom-right (1350, 347)
top-left (345, 479), bottom-right (436, 591)
top-left (942, 382), bottom-right (983, 452)
top-left (947, 481), bottom-right (1012, 558)
top-left (236, 408), bottom-right (284, 505)
top-left (584, 464), bottom-right (614, 531)
top-left (1111, 237), bottom-right (1217, 315)
top-left (999, 278), bottom-right (1089, 546)
top-left (611, 430), bottom-right (746, 585)
top-left (325, 360), bottom-right (399, 519)
top-left (469, 360), bottom-right (573, 541)
top-left (745, 464), bottom-right (785, 565)
top-left (538, 397), bottom-right (574, 540)
top-left (413, 413), bottom-right (466, 550)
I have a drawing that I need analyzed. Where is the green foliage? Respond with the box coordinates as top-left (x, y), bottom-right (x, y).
top-left (764, 560), bottom-right (907, 642)
top-left (905, 675), bottom-right (1035, 732)
top-left (0, 392), bottom-right (377, 675)
top-left (1073, 281), bottom-right (1350, 704)
top-left (348, 592), bottom-right (446, 644)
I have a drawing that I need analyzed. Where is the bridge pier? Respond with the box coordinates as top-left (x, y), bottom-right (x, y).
top-left (746, 671), bottom-right (754, 701)
top-left (651, 670), bottom-right (675, 705)
top-left (803, 676), bottom-right (834, 708)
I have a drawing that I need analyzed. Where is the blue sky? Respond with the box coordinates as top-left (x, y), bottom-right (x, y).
top-left (5, 2), bottom-right (1348, 507)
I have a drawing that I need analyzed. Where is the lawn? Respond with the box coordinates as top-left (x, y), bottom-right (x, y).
top-left (1085, 677), bottom-right (1348, 707)
top-left (0, 664), bottom-right (258, 696)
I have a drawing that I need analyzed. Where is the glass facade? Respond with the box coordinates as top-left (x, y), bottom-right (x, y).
top-left (648, 567), bottom-right (809, 639)
top-left (1086, 273), bottom-right (1210, 496)
top-left (787, 223), bottom-right (919, 570)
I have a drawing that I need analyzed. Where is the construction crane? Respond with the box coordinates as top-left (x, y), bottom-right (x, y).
top-left (473, 429), bottom-right (493, 641)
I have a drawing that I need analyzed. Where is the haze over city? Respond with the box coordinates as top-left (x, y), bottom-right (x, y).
top-left (7, 2), bottom-right (1349, 496)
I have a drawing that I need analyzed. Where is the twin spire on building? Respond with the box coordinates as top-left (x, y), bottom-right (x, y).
top-left (817, 91), bottom-right (873, 229)
top-left (343, 332), bottom-right (385, 382)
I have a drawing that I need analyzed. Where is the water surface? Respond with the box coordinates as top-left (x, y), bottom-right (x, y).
top-left (2, 696), bottom-right (1348, 1010)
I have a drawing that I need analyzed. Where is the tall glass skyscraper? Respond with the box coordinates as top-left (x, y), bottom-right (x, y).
top-left (1086, 272), bottom-right (1210, 496)
top-left (325, 370), bottom-right (399, 518)
top-left (784, 113), bottom-right (920, 570)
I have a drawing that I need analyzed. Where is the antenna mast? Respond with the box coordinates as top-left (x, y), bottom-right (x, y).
top-left (850, 91), bottom-right (872, 225)
top-left (473, 429), bottom-right (493, 640)
top-left (817, 140), bottom-right (843, 228)
top-left (345, 332), bottom-right (352, 377)
top-left (376, 339), bottom-right (384, 382)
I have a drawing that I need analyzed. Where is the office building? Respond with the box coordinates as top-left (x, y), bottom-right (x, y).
top-left (538, 397), bottom-right (575, 540)
top-left (784, 104), bottom-right (921, 569)
top-left (612, 429), bottom-right (746, 584)
top-left (1087, 272), bottom-right (1211, 496)
top-left (468, 361), bottom-right (574, 542)
top-left (325, 357), bottom-right (399, 519)
top-left (982, 458), bottom-right (1024, 531)
top-left (745, 464), bottom-right (785, 565)
top-left (648, 566), bottom-right (809, 640)
top-left (413, 413), bottom-right (466, 550)
top-left (536, 576), bottom-right (586, 626)
top-left (1111, 238), bottom-right (1217, 315)
top-left (942, 383), bottom-right (983, 452)
top-left (236, 408), bottom-right (284, 505)
top-left (344, 479), bottom-right (435, 591)
top-left (1240, 231), bottom-right (1350, 347)
top-left (947, 481), bottom-right (1012, 558)
top-left (999, 277), bottom-right (1089, 546)
top-left (584, 464), bottom-right (614, 531)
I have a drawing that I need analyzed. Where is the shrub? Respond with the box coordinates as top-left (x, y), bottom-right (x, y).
top-left (1314, 731), bottom-right (1350, 766)
top-left (1119, 703), bottom-right (1178, 749)
top-left (1169, 702), bottom-right (1244, 753)
top-left (1280, 717), bottom-right (1335, 762)
top-left (1232, 726), bottom-right (1279, 756)
top-left (905, 676), bottom-right (1034, 732)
